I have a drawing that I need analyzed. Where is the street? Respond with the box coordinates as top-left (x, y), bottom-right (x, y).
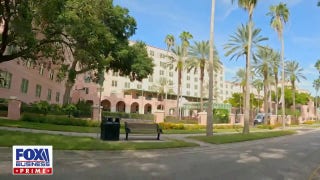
top-left (1, 129), bottom-right (320, 180)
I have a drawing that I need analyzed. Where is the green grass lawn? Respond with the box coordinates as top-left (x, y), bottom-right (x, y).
top-left (0, 130), bottom-right (198, 150)
top-left (0, 118), bottom-right (286, 135)
top-left (189, 130), bottom-right (296, 144)
top-left (0, 118), bottom-right (101, 133)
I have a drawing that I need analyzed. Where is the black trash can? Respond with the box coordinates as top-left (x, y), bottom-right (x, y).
top-left (100, 117), bottom-right (120, 141)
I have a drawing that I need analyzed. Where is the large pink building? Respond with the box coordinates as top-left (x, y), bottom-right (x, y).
top-left (0, 59), bottom-right (65, 104)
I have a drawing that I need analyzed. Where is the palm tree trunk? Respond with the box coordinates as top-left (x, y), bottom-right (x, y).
top-left (263, 79), bottom-right (268, 118)
top-left (176, 69), bottom-right (181, 120)
top-left (243, 12), bottom-right (253, 134)
top-left (206, 0), bottom-right (215, 136)
top-left (281, 35), bottom-right (286, 129)
top-left (200, 65), bottom-right (204, 112)
top-left (275, 79), bottom-right (279, 115)
top-left (316, 91), bottom-right (318, 121)
top-left (292, 83), bottom-right (296, 119)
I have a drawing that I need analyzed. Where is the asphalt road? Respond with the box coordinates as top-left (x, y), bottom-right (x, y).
top-left (1, 129), bottom-right (320, 180)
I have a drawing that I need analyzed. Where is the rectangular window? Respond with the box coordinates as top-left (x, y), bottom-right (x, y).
top-left (194, 85), bottom-right (198, 90)
top-left (0, 70), bottom-right (12, 89)
top-left (160, 62), bottom-right (166, 68)
top-left (26, 60), bottom-right (32, 68)
top-left (187, 83), bottom-right (190, 88)
top-left (160, 53), bottom-right (165, 58)
top-left (56, 92), bottom-right (60, 103)
top-left (148, 86), bottom-right (153, 91)
top-left (112, 71), bottom-right (118, 76)
top-left (160, 70), bottom-right (164, 76)
top-left (84, 76), bottom-right (91, 83)
top-left (149, 50), bottom-right (154, 56)
top-left (49, 70), bottom-right (54, 80)
top-left (35, 84), bottom-right (42, 98)
top-left (187, 76), bottom-right (190, 80)
top-left (169, 72), bottom-right (173, 77)
top-left (112, 80), bottom-right (117, 87)
top-left (39, 64), bottom-right (44, 75)
top-left (125, 82), bottom-right (130, 88)
top-left (47, 89), bottom-right (52, 101)
top-left (194, 92), bottom-right (198, 97)
top-left (20, 79), bottom-right (29, 94)
top-left (84, 87), bottom-right (89, 94)
top-left (137, 84), bottom-right (142, 89)
top-left (148, 76), bottom-right (153, 82)
top-left (194, 77), bottom-right (198, 82)
top-left (186, 91), bottom-right (190, 96)
top-left (169, 80), bottom-right (173, 86)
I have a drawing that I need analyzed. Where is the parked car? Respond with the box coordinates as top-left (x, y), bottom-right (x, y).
top-left (253, 113), bottom-right (266, 126)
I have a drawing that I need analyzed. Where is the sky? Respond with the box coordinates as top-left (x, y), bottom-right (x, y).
top-left (114, 0), bottom-right (320, 95)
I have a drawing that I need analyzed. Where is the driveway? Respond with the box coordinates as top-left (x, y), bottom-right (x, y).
top-left (0, 129), bottom-right (320, 180)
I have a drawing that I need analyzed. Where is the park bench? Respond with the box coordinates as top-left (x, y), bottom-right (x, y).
top-left (124, 122), bottom-right (162, 140)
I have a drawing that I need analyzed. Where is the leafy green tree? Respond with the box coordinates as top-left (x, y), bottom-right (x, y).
top-left (60, 0), bottom-right (154, 104)
top-left (268, 2), bottom-right (289, 128)
top-left (186, 40), bottom-right (221, 112)
top-left (285, 60), bottom-right (306, 115)
top-left (0, 0), bottom-right (68, 63)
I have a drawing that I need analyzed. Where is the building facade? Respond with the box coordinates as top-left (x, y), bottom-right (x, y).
top-left (0, 59), bottom-right (65, 104)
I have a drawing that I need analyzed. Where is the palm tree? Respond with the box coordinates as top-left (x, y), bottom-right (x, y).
top-left (179, 31), bottom-right (193, 56)
top-left (231, 0), bottom-right (258, 134)
top-left (164, 34), bottom-right (175, 114)
top-left (253, 46), bottom-right (275, 118)
top-left (169, 45), bottom-right (184, 120)
top-left (165, 34), bottom-right (175, 52)
top-left (313, 78), bottom-right (320, 120)
top-left (186, 40), bottom-right (221, 112)
top-left (267, 2), bottom-right (289, 129)
top-left (285, 60), bottom-right (306, 118)
top-left (224, 23), bottom-right (267, 133)
top-left (315, 59), bottom-right (320, 72)
top-left (206, 0), bottom-right (216, 136)
top-left (270, 51), bottom-right (280, 115)
top-left (233, 68), bottom-right (246, 113)
top-left (252, 78), bottom-right (263, 111)
top-left (151, 77), bottom-right (170, 106)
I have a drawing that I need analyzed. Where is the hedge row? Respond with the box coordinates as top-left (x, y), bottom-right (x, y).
top-left (21, 113), bottom-right (99, 127)
top-left (102, 111), bottom-right (154, 120)
top-left (158, 122), bottom-right (242, 130)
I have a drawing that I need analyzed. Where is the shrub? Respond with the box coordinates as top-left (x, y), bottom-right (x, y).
top-left (164, 116), bottom-right (198, 124)
top-left (213, 109), bottom-right (229, 124)
top-left (256, 123), bottom-right (281, 130)
top-left (102, 111), bottom-right (154, 120)
top-left (303, 120), bottom-right (315, 125)
top-left (20, 113), bottom-right (99, 127)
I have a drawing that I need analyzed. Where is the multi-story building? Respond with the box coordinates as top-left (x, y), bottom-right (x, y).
top-left (0, 58), bottom-right (66, 104)
top-left (72, 44), bottom-right (226, 116)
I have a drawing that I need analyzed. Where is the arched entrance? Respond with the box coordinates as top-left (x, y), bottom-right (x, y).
top-left (131, 102), bottom-right (139, 113)
top-left (116, 101), bottom-right (125, 112)
top-left (101, 99), bottom-right (111, 112)
top-left (144, 104), bottom-right (152, 114)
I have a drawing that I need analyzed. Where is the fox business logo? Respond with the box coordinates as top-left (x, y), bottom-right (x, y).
top-left (12, 146), bottom-right (53, 175)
